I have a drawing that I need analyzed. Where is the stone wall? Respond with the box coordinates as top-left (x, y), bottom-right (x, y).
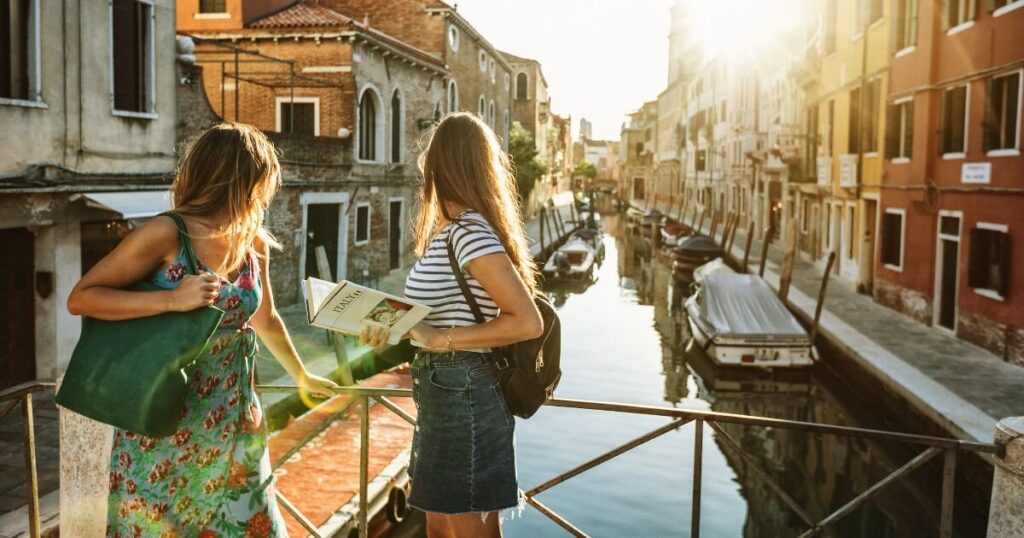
top-left (873, 277), bottom-right (932, 325)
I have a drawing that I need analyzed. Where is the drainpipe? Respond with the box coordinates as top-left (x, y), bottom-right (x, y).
top-left (987, 416), bottom-right (1024, 537)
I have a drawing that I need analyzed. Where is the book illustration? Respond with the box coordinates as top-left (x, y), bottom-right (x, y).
top-left (364, 298), bottom-right (414, 328)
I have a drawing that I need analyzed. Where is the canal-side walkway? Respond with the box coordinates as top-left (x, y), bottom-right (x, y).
top-left (722, 227), bottom-right (1024, 444)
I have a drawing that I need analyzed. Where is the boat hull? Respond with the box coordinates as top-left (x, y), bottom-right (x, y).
top-left (686, 301), bottom-right (815, 368)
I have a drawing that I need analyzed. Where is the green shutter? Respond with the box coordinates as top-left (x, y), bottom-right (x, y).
top-left (967, 228), bottom-right (986, 289)
top-left (909, 0), bottom-right (918, 46)
top-left (939, 90), bottom-right (949, 154)
top-left (886, 104), bottom-right (898, 157)
top-left (942, 0), bottom-right (951, 30)
top-left (985, 0), bottom-right (996, 12)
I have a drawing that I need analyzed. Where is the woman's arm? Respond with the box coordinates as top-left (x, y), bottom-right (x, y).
top-left (249, 239), bottom-right (338, 398)
top-left (362, 252), bottom-right (543, 349)
top-left (67, 215), bottom-right (221, 320)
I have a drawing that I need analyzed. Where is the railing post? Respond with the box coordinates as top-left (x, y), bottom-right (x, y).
top-left (22, 395), bottom-right (40, 538)
top-left (359, 395), bottom-right (370, 538)
top-left (691, 420), bottom-right (703, 538)
top-left (987, 416), bottom-right (1024, 537)
top-left (940, 449), bottom-right (956, 538)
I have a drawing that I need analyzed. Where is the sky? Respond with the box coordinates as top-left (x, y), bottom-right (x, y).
top-left (451, 0), bottom-right (674, 141)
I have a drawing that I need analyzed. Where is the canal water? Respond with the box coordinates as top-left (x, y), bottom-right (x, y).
top-left (498, 213), bottom-right (985, 538)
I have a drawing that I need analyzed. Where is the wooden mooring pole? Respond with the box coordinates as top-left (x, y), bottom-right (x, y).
top-left (726, 215), bottom-right (740, 253)
top-left (758, 225), bottom-right (774, 278)
top-left (741, 221), bottom-right (756, 273)
top-left (316, 246), bottom-right (354, 385)
top-left (777, 218), bottom-right (799, 302)
top-left (808, 251), bottom-right (837, 360)
top-left (539, 206), bottom-right (547, 254)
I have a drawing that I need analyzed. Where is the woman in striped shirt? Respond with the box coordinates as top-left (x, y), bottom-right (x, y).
top-left (361, 113), bottom-right (542, 537)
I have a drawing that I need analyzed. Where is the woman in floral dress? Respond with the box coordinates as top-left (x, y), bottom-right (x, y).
top-left (68, 123), bottom-right (337, 537)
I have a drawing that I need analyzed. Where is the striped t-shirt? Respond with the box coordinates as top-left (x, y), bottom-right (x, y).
top-left (404, 211), bottom-right (506, 329)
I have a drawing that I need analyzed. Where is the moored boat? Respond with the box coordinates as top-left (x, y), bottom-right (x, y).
top-left (542, 237), bottom-right (597, 280)
top-left (672, 234), bottom-right (723, 284)
top-left (685, 272), bottom-right (815, 368)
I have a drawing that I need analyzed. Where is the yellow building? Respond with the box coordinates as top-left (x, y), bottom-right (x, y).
top-left (810, 0), bottom-right (890, 291)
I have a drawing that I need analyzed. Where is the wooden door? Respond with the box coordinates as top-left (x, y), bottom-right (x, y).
top-left (305, 204), bottom-right (340, 280)
top-left (0, 228), bottom-right (35, 387)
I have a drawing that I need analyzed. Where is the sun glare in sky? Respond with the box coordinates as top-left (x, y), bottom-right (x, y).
top-left (691, 0), bottom-right (806, 59)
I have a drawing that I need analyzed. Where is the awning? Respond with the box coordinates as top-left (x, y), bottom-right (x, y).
top-left (72, 191), bottom-right (171, 219)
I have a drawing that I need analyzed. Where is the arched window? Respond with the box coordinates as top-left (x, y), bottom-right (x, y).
top-left (504, 109), bottom-right (510, 140)
top-left (433, 103), bottom-right (442, 123)
top-left (478, 51), bottom-right (487, 72)
top-left (478, 95), bottom-right (485, 118)
top-left (516, 72), bottom-right (528, 100)
top-left (488, 100), bottom-right (495, 126)
top-left (447, 25), bottom-right (459, 51)
top-left (448, 80), bottom-right (458, 112)
top-left (358, 87), bottom-right (381, 161)
top-left (390, 89), bottom-right (402, 163)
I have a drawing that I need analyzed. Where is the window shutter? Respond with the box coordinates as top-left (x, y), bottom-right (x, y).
top-left (909, 0), bottom-right (918, 46)
top-left (983, 77), bottom-right (997, 152)
top-left (892, 0), bottom-right (902, 52)
top-left (985, 0), bottom-right (996, 12)
top-left (885, 104), bottom-right (899, 157)
top-left (968, 0), bottom-right (977, 20)
top-left (967, 228), bottom-right (986, 289)
top-left (906, 101), bottom-right (914, 159)
top-left (939, 90), bottom-right (949, 154)
top-left (992, 231), bottom-right (1009, 295)
top-left (941, 0), bottom-right (951, 30)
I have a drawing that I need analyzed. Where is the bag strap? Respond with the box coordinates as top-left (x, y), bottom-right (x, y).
top-left (445, 221), bottom-right (486, 324)
top-left (157, 211), bottom-right (201, 276)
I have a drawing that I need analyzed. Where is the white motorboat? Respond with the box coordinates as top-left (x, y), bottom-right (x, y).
top-left (685, 272), bottom-right (815, 368)
top-left (542, 237), bottom-right (596, 280)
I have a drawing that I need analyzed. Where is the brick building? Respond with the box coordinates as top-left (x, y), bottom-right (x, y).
top-left (315, 0), bottom-right (514, 148)
top-left (877, 0), bottom-right (1024, 365)
top-left (179, 0), bottom-right (449, 305)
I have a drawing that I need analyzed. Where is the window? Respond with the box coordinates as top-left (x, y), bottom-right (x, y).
top-left (504, 73), bottom-right (510, 91)
top-left (696, 149), bottom-right (707, 171)
top-left (940, 85), bottom-right (968, 155)
top-left (968, 225), bottom-right (1009, 297)
top-left (1, 0), bottom-right (40, 102)
top-left (824, 99), bottom-right (834, 156)
top-left (390, 90), bottom-right (402, 163)
top-left (488, 100), bottom-right (495, 126)
top-left (448, 80), bottom-right (458, 112)
top-left (447, 25), bottom-right (459, 51)
top-left (358, 89), bottom-right (379, 161)
top-left (433, 103), bottom-right (442, 123)
top-left (199, 0), bottom-right (226, 13)
top-left (881, 209), bottom-right (905, 269)
top-left (112, 0), bottom-right (155, 114)
top-left (488, 58), bottom-right (496, 83)
top-left (277, 99), bottom-right (318, 136)
top-left (945, 0), bottom-right (975, 30)
top-left (991, 0), bottom-right (1024, 14)
top-left (848, 87), bottom-right (861, 153)
top-left (504, 109), bottom-right (509, 140)
top-left (477, 95), bottom-right (485, 118)
top-left (478, 51), bottom-right (487, 72)
top-left (895, 0), bottom-right (918, 51)
top-left (869, 0), bottom-right (883, 22)
top-left (984, 71), bottom-right (1021, 152)
top-left (515, 72), bottom-right (528, 100)
top-left (864, 79), bottom-right (880, 152)
top-left (354, 203), bottom-right (370, 245)
top-left (824, 0), bottom-right (837, 54)
top-left (886, 99), bottom-right (914, 160)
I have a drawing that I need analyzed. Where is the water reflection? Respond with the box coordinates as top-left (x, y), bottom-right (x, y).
top-left (503, 214), bottom-right (983, 538)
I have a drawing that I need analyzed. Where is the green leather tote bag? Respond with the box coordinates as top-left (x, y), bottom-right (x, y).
top-left (55, 211), bottom-right (225, 437)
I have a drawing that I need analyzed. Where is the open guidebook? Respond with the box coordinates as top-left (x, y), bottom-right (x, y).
top-left (303, 277), bottom-right (431, 345)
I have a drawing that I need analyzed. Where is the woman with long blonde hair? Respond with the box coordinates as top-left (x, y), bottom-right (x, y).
top-left (361, 113), bottom-right (543, 537)
top-left (68, 123), bottom-right (337, 537)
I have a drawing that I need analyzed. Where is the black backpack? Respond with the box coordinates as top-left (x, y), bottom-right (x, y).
top-left (446, 227), bottom-right (561, 419)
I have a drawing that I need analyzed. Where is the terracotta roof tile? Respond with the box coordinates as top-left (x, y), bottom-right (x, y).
top-left (250, 2), bottom-right (352, 29)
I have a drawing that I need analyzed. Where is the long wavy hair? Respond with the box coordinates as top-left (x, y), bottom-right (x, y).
top-left (414, 113), bottom-right (537, 291)
top-left (171, 123), bottom-right (282, 274)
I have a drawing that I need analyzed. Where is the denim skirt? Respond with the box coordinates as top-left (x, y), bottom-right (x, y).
top-left (408, 350), bottom-right (519, 514)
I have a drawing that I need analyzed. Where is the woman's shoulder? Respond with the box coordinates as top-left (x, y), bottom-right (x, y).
top-left (454, 211), bottom-right (496, 233)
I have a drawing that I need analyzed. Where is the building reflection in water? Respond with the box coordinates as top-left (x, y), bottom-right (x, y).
top-left (612, 227), bottom-right (984, 538)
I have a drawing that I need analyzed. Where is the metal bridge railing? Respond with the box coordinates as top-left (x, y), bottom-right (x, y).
top-left (3, 381), bottom-right (1005, 538)
top-left (257, 385), bottom-right (1003, 538)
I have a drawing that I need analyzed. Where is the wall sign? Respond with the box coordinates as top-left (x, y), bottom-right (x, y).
top-left (961, 163), bottom-right (991, 184)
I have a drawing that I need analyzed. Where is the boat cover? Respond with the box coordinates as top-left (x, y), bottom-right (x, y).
top-left (675, 234), bottom-right (721, 253)
top-left (698, 273), bottom-right (808, 339)
top-left (693, 257), bottom-right (734, 282)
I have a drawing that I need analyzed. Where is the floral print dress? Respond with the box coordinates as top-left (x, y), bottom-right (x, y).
top-left (107, 245), bottom-right (288, 538)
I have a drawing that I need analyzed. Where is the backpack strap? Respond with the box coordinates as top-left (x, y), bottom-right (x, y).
top-left (157, 211), bottom-right (201, 277)
top-left (445, 222), bottom-right (486, 325)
